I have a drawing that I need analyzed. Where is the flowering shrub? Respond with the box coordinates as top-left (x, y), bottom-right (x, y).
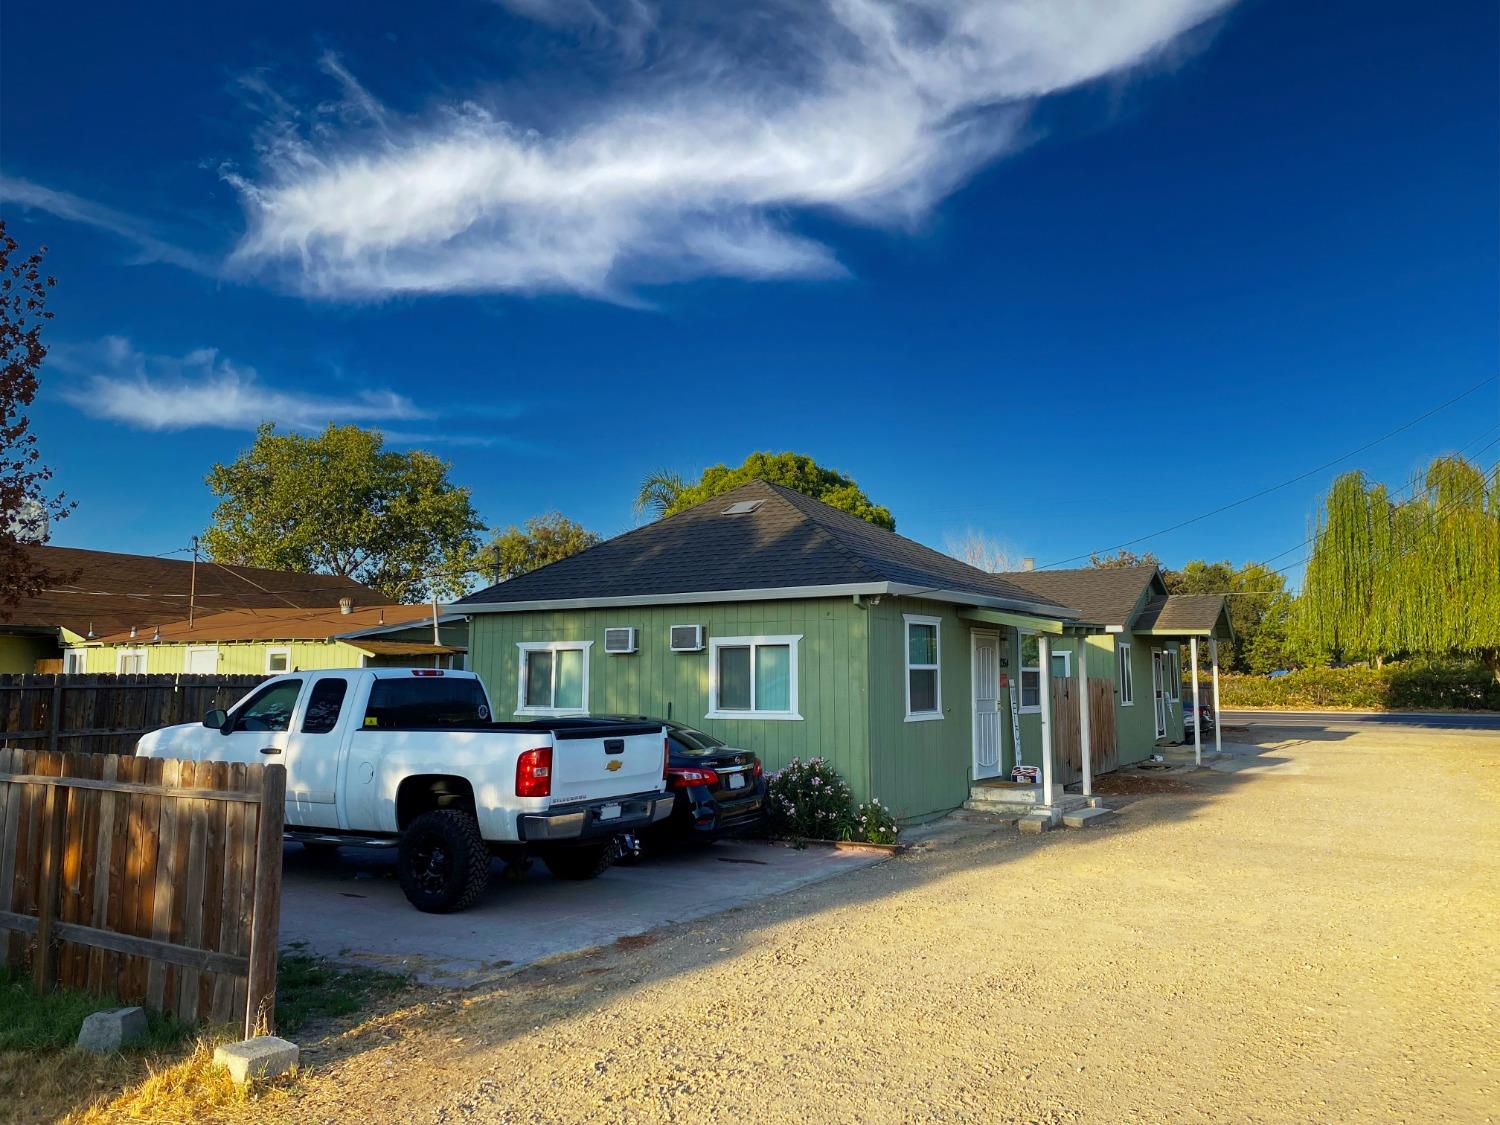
top-left (766, 757), bottom-right (853, 839)
top-left (842, 798), bottom-right (899, 845)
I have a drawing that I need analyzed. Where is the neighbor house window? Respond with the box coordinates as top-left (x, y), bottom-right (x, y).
top-left (116, 649), bottom-right (147, 675)
top-left (904, 615), bottom-right (942, 721)
top-left (707, 635), bottom-right (801, 720)
top-left (1117, 643), bottom-right (1134, 705)
top-left (1019, 636), bottom-right (1070, 712)
top-left (516, 641), bottom-right (591, 715)
top-left (265, 648), bottom-right (291, 674)
top-left (63, 650), bottom-right (86, 675)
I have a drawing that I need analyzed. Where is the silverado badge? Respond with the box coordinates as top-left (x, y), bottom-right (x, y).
top-left (605, 759), bottom-right (623, 772)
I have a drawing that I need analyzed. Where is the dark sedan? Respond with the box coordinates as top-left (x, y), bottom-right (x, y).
top-left (593, 715), bottom-right (767, 844)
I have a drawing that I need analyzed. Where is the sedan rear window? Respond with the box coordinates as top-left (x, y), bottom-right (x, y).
top-left (669, 724), bottom-right (726, 755)
top-left (363, 677), bottom-right (492, 730)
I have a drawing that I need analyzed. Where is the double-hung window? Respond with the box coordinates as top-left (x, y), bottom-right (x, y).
top-left (1117, 643), bottom-right (1134, 705)
top-left (516, 641), bottom-right (591, 715)
top-left (1019, 635), bottom-right (1071, 712)
top-left (904, 615), bottom-right (942, 721)
top-left (117, 649), bottom-right (147, 675)
top-left (707, 635), bottom-right (801, 720)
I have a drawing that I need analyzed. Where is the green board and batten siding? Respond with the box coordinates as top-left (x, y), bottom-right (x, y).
top-left (468, 598), bottom-right (876, 804)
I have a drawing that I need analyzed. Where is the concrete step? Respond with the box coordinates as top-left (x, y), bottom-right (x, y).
top-left (1062, 806), bottom-right (1115, 829)
top-left (968, 783), bottom-right (1045, 805)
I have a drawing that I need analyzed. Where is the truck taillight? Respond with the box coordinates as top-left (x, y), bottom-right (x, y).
top-left (516, 747), bottom-right (552, 798)
top-left (663, 735), bottom-right (670, 780)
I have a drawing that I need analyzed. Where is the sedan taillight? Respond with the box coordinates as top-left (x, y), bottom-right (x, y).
top-left (516, 747), bottom-right (553, 798)
top-left (666, 767), bottom-right (720, 790)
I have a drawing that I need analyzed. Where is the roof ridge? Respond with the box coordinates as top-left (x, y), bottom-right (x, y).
top-left (754, 484), bottom-right (888, 584)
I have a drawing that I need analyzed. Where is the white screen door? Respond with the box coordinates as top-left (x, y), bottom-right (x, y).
top-left (1152, 651), bottom-right (1168, 738)
top-left (972, 632), bottom-right (1002, 778)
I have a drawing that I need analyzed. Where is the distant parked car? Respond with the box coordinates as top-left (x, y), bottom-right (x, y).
top-left (1184, 698), bottom-right (1216, 733)
top-left (593, 716), bottom-right (767, 846)
top-left (1267, 669), bottom-right (1292, 679)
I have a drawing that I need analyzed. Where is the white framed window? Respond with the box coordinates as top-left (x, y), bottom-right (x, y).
top-left (185, 645), bottom-right (218, 674)
top-left (63, 650), bottom-right (87, 675)
top-left (1117, 643), bottom-right (1134, 705)
top-left (116, 648), bottom-right (147, 675)
top-left (1019, 635), bottom-right (1070, 712)
top-left (265, 647), bottom-right (292, 675)
top-left (903, 614), bottom-right (943, 722)
top-left (706, 635), bottom-right (802, 721)
top-left (516, 641), bottom-right (592, 715)
top-left (1166, 649), bottom-right (1180, 707)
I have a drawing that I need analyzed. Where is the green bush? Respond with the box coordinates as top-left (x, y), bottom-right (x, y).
top-left (766, 758), bottom-right (900, 842)
top-left (1218, 658), bottom-right (1500, 711)
top-left (841, 798), bottom-right (899, 845)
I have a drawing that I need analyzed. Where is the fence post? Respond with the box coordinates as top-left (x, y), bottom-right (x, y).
top-left (244, 764), bottom-right (286, 1039)
top-left (32, 780), bottom-right (68, 993)
top-left (46, 680), bottom-right (62, 754)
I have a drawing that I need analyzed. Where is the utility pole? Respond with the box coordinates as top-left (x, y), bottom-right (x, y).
top-left (189, 536), bottom-right (199, 628)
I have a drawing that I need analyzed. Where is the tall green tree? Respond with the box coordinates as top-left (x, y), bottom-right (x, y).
top-left (645, 452), bottom-right (895, 529)
top-left (1300, 455), bottom-right (1500, 677)
top-left (481, 512), bottom-right (600, 584)
top-left (205, 424), bottom-right (484, 602)
top-left (633, 469), bottom-right (688, 520)
top-left (1088, 548), bottom-right (1161, 570)
top-left (1165, 559), bottom-right (1296, 674)
top-left (0, 223), bottom-right (75, 614)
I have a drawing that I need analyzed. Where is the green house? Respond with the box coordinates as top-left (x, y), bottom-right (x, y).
top-left (455, 481), bottom-right (1229, 823)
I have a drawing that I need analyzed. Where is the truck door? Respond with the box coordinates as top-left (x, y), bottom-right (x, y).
top-left (212, 677), bottom-right (305, 766)
top-left (281, 674), bottom-right (349, 821)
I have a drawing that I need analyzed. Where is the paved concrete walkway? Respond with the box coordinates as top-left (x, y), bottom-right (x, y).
top-left (278, 839), bottom-right (888, 985)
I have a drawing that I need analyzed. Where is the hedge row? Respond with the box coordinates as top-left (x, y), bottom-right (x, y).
top-left (1217, 659), bottom-right (1500, 712)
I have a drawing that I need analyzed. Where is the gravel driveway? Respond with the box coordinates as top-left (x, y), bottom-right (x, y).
top-left (274, 721), bottom-right (1497, 1123)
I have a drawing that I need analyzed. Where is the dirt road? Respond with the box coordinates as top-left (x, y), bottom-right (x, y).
top-left (276, 723), bottom-right (1497, 1124)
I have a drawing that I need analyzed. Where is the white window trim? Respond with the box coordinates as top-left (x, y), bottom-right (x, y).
top-left (903, 614), bottom-right (943, 722)
top-left (1019, 632), bottom-right (1041, 714)
top-left (116, 648), bottom-right (148, 675)
top-left (705, 634), bottom-right (803, 721)
top-left (515, 640), bottom-right (593, 716)
top-left (1051, 650), bottom-right (1072, 680)
top-left (1117, 642), bottom-right (1134, 706)
top-left (185, 645), bottom-right (219, 674)
top-left (265, 646), bottom-right (292, 675)
top-left (63, 650), bottom-right (87, 675)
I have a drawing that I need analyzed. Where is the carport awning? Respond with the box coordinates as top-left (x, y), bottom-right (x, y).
top-left (345, 640), bottom-right (465, 657)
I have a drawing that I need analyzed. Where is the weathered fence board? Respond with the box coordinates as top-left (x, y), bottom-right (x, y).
top-left (0, 675), bottom-right (264, 757)
top-left (0, 748), bottom-right (284, 1036)
top-left (1050, 677), bottom-right (1120, 786)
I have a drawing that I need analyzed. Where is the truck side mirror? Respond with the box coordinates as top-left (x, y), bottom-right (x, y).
top-left (203, 708), bottom-right (228, 731)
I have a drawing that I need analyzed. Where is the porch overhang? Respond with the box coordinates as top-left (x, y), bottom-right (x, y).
top-left (1131, 594), bottom-right (1235, 642)
top-left (957, 607), bottom-right (1066, 634)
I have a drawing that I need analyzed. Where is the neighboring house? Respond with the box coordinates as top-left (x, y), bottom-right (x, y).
top-left (0, 545), bottom-right (381, 674)
top-left (454, 479), bottom-right (1101, 823)
top-left (69, 603), bottom-right (467, 675)
top-left (1002, 564), bottom-right (1234, 771)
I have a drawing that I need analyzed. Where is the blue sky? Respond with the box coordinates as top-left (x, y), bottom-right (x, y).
top-left (2, 0), bottom-right (1496, 587)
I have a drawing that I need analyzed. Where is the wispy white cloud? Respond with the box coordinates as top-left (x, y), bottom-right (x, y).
top-left (496, 0), bottom-right (658, 59)
top-left (51, 337), bottom-right (432, 434)
top-left (227, 0), bottom-right (1234, 300)
top-left (0, 176), bottom-right (213, 274)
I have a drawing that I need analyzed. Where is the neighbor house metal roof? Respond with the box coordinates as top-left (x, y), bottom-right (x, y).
top-left (456, 480), bottom-right (1076, 618)
top-left (90, 603), bottom-right (437, 646)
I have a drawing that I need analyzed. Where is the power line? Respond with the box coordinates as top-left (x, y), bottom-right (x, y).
top-left (1039, 374), bottom-right (1498, 569)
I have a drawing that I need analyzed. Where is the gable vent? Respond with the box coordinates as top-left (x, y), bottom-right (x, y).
top-left (722, 500), bottom-right (764, 515)
top-left (669, 624), bottom-right (705, 652)
top-left (604, 627), bottom-right (638, 654)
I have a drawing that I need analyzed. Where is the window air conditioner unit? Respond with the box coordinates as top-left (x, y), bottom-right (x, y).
top-left (604, 627), bottom-right (638, 654)
top-left (669, 624), bottom-right (704, 652)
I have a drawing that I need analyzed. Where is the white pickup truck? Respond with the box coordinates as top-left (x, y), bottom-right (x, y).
top-left (136, 668), bottom-right (673, 912)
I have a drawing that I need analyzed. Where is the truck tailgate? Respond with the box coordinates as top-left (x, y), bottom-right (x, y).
top-left (549, 724), bottom-right (665, 804)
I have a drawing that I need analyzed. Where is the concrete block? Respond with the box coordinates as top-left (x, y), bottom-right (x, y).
top-left (1018, 813), bottom-right (1052, 835)
top-left (77, 1007), bottom-right (148, 1053)
top-left (1062, 806), bottom-right (1114, 829)
top-left (213, 1036), bottom-right (299, 1084)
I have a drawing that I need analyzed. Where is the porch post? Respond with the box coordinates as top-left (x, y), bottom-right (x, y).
top-left (1190, 636), bottom-right (1202, 766)
top-left (1210, 636), bottom-right (1223, 757)
top-left (1076, 635), bottom-right (1092, 798)
top-left (1038, 633), bottom-right (1055, 805)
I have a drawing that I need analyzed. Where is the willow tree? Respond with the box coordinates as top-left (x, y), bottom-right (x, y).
top-left (1301, 456), bottom-right (1500, 677)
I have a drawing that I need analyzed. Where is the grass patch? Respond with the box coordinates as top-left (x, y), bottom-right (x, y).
top-left (276, 952), bottom-right (410, 1034)
top-left (0, 966), bottom-right (188, 1052)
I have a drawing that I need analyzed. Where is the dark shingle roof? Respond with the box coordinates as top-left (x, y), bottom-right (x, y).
top-left (1000, 565), bottom-right (1160, 628)
top-left (1133, 594), bottom-right (1233, 638)
top-left (458, 480), bottom-right (1073, 616)
top-left (4, 545), bottom-right (382, 639)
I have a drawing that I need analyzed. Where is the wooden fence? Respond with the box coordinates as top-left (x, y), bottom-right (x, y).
top-left (1049, 678), bottom-right (1119, 786)
top-left (0, 675), bottom-right (265, 757)
top-left (0, 749), bottom-right (285, 1036)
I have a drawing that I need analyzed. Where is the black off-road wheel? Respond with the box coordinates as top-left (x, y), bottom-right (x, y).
top-left (397, 810), bottom-right (491, 913)
top-left (542, 842), bottom-right (614, 881)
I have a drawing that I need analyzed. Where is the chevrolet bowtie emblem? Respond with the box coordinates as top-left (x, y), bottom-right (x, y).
top-left (605, 759), bottom-right (623, 772)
